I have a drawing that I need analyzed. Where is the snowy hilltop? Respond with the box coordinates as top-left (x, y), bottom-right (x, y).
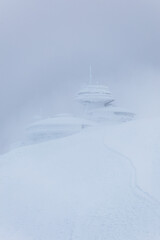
top-left (0, 84), bottom-right (160, 240)
top-left (17, 83), bottom-right (135, 147)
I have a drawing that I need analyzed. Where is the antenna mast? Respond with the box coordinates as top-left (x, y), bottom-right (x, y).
top-left (89, 65), bottom-right (92, 85)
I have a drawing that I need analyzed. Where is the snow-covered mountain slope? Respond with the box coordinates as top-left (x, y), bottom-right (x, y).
top-left (0, 119), bottom-right (160, 240)
top-left (104, 117), bottom-right (160, 202)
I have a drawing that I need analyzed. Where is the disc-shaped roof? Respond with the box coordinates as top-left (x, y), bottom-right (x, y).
top-left (76, 85), bottom-right (114, 104)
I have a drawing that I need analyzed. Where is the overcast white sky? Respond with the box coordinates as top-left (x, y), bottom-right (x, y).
top-left (0, 0), bottom-right (160, 151)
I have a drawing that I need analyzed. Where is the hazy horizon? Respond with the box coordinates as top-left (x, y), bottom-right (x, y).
top-left (0, 0), bottom-right (160, 152)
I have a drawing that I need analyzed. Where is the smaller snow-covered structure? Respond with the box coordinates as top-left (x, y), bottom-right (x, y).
top-left (22, 114), bottom-right (94, 146)
top-left (76, 84), bottom-right (135, 123)
top-left (86, 105), bottom-right (135, 123)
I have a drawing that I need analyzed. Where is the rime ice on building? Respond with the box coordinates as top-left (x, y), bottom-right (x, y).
top-left (16, 70), bottom-right (135, 147)
top-left (76, 83), bottom-right (134, 123)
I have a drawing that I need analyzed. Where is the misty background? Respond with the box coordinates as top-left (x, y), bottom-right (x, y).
top-left (0, 0), bottom-right (160, 152)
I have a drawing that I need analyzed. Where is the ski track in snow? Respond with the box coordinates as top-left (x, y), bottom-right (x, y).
top-left (103, 140), bottom-right (160, 213)
top-left (0, 122), bottom-right (160, 239)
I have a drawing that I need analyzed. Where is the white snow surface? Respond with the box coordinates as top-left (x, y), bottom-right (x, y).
top-left (104, 117), bottom-right (160, 202)
top-left (0, 117), bottom-right (160, 239)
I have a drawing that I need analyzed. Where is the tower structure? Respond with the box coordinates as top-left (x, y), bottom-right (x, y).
top-left (76, 70), bottom-right (134, 123)
top-left (77, 66), bottom-right (114, 110)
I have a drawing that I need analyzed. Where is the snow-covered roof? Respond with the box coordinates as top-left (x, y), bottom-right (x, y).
top-left (28, 114), bottom-right (94, 129)
top-left (85, 105), bottom-right (135, 123)
top-left (76, 84), bottom-right (114, 104)
top-left (102, 105), bottom-right (134, 114)
top-left (20, 115), bottom-right (95, 146)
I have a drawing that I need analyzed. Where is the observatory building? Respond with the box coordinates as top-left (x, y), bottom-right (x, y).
top-left (16, 72), bottom-right (135, 148)
top-left (76, 84), bottom-right (135, 123)
top-left (76, 84), bottom-right (114, 107)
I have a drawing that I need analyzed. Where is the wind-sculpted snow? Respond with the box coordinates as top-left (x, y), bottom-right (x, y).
top-left (0, 126), bottom-right (160, 239)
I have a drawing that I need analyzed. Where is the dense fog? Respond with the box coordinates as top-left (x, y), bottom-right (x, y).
top-left (0, 0), bottom-right (160, 152)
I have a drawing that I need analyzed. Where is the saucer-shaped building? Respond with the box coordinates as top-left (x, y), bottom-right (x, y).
top-left (76, 84), bottom-right (135, 123)
top-left (76, 85), bottom-right (114, 106)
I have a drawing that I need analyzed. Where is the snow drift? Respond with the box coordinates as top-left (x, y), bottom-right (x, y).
top-left (0, 118), bottom-right (160, 239)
